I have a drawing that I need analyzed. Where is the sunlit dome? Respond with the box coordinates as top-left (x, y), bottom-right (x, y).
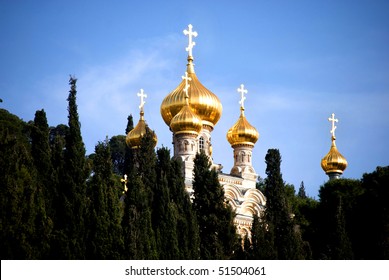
top-left (161, 57), bottom-right (222, 129)
top-left (170, 102), bottom-right (202, 135)
top-left (126, 89), bottom-right (157, 149)
top-left (226, 84), bottom-right (259, 147)
top-left (321, 136), bottom-right (348, 175)
top-left (227, 109), bottom-right (259, 147)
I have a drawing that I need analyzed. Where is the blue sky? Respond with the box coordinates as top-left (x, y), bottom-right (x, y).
top-left (1, 0), bottom-right (388, 197)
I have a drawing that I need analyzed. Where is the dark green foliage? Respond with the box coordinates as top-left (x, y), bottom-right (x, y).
top-left (193, 151), bottom-right (238, 259)
top-left (86, 140), bottom-right (123, 259)
top-left (109, 135), bottom-right (127, 175)
top-left (122, 174), bottom-right (157, 259)
top-left (123, 115), bottom-right (134, 176)
top-left (244, 214), bottom-right (270, 259)
top-left (173, 162), bottom-right (200, 259)
top-left (160, 150), bottom-right (199, 259)
top-left (154, 148), bottom-right (179, 259)
top-left (0, 109), bottom-right (38, 259)
top-left (360, 166), bottom-right (389, 259)
top-left (121, 128), bottom-right (157, 259)
top-left (52, 76), bottom-right (89, 259)
top-left (262, 149), bottom-right (305, 259)
top-left (30, 109), bottom-right (54, 258)
top-left (316, 178), bottom-right (362, 259)
top-left (354, 167), bottom-right (389, 259)
top-left (298, 181), bottom-right (307, 198)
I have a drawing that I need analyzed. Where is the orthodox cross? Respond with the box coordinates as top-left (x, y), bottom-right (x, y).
top-left (237, 84), bottom-right (248, 110)
top-left (137, 89), bottom-right (147, 111)
top-left (183, 24), bottom-right (198, 57)
top-left (328, 113), bottom-right (338, 138)
top-left (121, 174), bottom-right (128, 193)
top-left (182, 71), bottom-right (192, 98)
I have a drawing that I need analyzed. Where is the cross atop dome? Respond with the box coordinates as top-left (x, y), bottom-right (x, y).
top-left (182, 71), bottom-right (192, 99)
top-left (137, 89), bottom-right (147, 111)
top-left (237, 84), bottom-right (248, 110)
top-left (183, 24), bottom-right (198, 57)
top-left (328, 113), bottom-right (338, 139)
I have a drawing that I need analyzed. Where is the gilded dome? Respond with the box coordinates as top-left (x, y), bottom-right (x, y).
top-left (227, 109), bottom-right (259, 147)
top-left (170, 103), bottom-right (202, 135)
top-left (160, 57), bottom-right (222, 129)
top-left (126, 111), bottom-right (157, 149)
top-left (321, 137), bottom-right (348, 175)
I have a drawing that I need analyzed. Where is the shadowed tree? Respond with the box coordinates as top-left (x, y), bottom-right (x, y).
top-left (122, 128), bottom-right (157, 259)
top-left (86, 139), bottom-right (123, 259)
top-left (30, 109), bottom-right (54, 258)
top-left (193, 151), bottom-right (238, 259)
top-left (52, 76), bottom-right (89, 259)
top-left (0, 109), bottom-right (41, 259)
top-left (263, 149), bottom-right (305, 259)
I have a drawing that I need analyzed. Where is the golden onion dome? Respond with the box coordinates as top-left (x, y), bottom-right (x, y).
top-left (160, 57), bottom-right (222, 129)
top-left (321, 137), bottom-right (348, 175)
top-left (170, 102), bottom-right (202, 135)
top-left (126, 111), bottom-right (157, 149)
top-left (227, 108), bottom-right (259, 147)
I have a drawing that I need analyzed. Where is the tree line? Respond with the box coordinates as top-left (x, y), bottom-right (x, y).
top-left (1, 77), bottom-right (388, 259)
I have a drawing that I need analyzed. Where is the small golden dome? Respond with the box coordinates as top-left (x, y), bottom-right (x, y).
top-left (170, 103), bottom-right (202, 135)
top-left (161, 57), bottom-right (222, 129)
top-left (321, 137), bottom-right (348, 175)
top-left (227, 109), bottom-right (259, 147)
top-left (126, 111), bottom-right (157, 149)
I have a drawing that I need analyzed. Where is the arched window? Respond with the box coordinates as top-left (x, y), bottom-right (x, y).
top-left (199, 136), bottom-right (205, 152)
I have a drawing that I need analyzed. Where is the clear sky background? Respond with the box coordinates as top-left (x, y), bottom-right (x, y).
top-left (1, 0), bottom-right (388, 197)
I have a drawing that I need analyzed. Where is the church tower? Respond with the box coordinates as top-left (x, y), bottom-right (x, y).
top-left (226, 84), bottom-right (260, 188)
top-left (160, 24), bottom-right (222, 188)
top-left (321, 113), bottom-right (348, 180)
top-left (221, 84), bottom-right (265, 237)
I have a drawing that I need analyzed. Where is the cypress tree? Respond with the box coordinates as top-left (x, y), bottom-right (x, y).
top-left (358, 166), bottom-right (389, 259)
top-left (109, 135), bottom-right (127, 175)
top-left (298, 181), bottom-right (307, 199)
top-left (169, 157), bottom-right (200, 259)
top-left (30, 109), bottom-right (54, 258)
top-left (54, 76), bottom-right (88, 259)
top-left (86, 139), bottom-right (123, 259)
top-left (123, 115), bottom-right (134, 176)
top-left (0, 109), bottom-right (37, 258)
top-left (263, 149), bottom-right (304, 259)
top-left (122, 128), bottom-right (157, 259)
top-left (247, 214), bottom-right (273, 259)
top-left (154, 147), bottom-right (179, 259)
top-left (193, 151), bottom-right (237, 259)
top-left (317, 178), bottom-right (362, 259)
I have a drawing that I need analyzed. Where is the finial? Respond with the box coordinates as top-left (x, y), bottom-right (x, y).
top-left (237, 84), bottom-right (248, 112)
top-left (328, 113), bottom-right (338, 140)
top-left (183, 24), bottom-right (198, 58)
top-left (182, 71), bottom-right (192, 103)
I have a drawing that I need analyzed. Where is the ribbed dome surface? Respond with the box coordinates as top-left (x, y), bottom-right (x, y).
top-left (227, 110), bottom-right (259, 147)
top-left (161, 58), bottom-right (222, 129)
top-left (126, 111), bottom-right (157, 149)
top-left (321, 137), bottom-right (348, 174)
top-left (170, 104), bottom-right (202, 135)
